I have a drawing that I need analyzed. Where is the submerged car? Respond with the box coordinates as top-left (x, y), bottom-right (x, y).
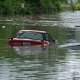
top-left (8, 30), bottom-right (55, 47)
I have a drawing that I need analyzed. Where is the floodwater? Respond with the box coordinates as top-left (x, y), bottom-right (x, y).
top-left (0, 11), bottom-right (80, 80)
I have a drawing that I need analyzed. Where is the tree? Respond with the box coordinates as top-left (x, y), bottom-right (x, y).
top-left (24, 0), bottom-right (41, 14)
top-left (0, 0), bottom-right (67, 15)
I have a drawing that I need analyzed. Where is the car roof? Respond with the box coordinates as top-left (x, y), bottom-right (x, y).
top-left (19, 30), bottom-right (47, 33)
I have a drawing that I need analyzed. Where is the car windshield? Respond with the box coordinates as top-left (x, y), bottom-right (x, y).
top-left (15, 31), bottom-right (43, 40)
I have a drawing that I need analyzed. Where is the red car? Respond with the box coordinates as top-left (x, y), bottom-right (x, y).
top-left (8, 30), bottom-right (55, 47)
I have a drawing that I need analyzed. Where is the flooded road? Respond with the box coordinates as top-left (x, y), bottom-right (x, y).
top-left (0, 11), bottom-right (80, 80)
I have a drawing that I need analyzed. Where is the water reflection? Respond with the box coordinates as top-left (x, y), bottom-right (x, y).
top-left (1, 11), bottom-right (80, 80)
top-left (59, 11), bottom-right (80, 28)
top-left (9, 44), bottom-right (66, 80)
top-left (12, 45), bottom-right (49, 56)
top-left (1, 45), bottom-right (80, 80)
top-left (0, 41), bottom-right (67, 80)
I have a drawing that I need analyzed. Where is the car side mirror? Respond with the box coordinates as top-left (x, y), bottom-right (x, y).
top-left (10, 38), bottom-right (13, 40)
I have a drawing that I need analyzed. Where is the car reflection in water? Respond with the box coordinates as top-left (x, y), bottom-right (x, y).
top-left (12, 44), bottom-right (50, 56)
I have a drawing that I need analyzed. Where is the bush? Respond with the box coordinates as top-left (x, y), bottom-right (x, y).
top-left (75, 3), bottom-right (80, 10)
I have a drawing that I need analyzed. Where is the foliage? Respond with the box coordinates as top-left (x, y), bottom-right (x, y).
top-left (3, 0), bottom-right (22, 15)
top-left (75, 3), bottom-right (80, 10)
top-left (0, 0), bottom-right (22, 15)
top-left (0, 0), bottom-right (73, 15)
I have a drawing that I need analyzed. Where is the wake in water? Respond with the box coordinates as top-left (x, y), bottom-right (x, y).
top-left (58, 42), bottom-right (80, 50)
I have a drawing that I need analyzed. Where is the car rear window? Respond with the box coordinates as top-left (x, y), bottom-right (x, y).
top-left (15, 31), bottom-right (43, 40)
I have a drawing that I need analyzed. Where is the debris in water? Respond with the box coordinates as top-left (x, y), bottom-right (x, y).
top-left (2, 26), bottom-right (5, 28)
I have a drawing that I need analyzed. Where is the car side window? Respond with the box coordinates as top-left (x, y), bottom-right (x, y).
top-left (44, 33), bottom-right (54, 42)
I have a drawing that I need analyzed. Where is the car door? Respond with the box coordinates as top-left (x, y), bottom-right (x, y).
top-left (44, 33), bottom-right (55, 42)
